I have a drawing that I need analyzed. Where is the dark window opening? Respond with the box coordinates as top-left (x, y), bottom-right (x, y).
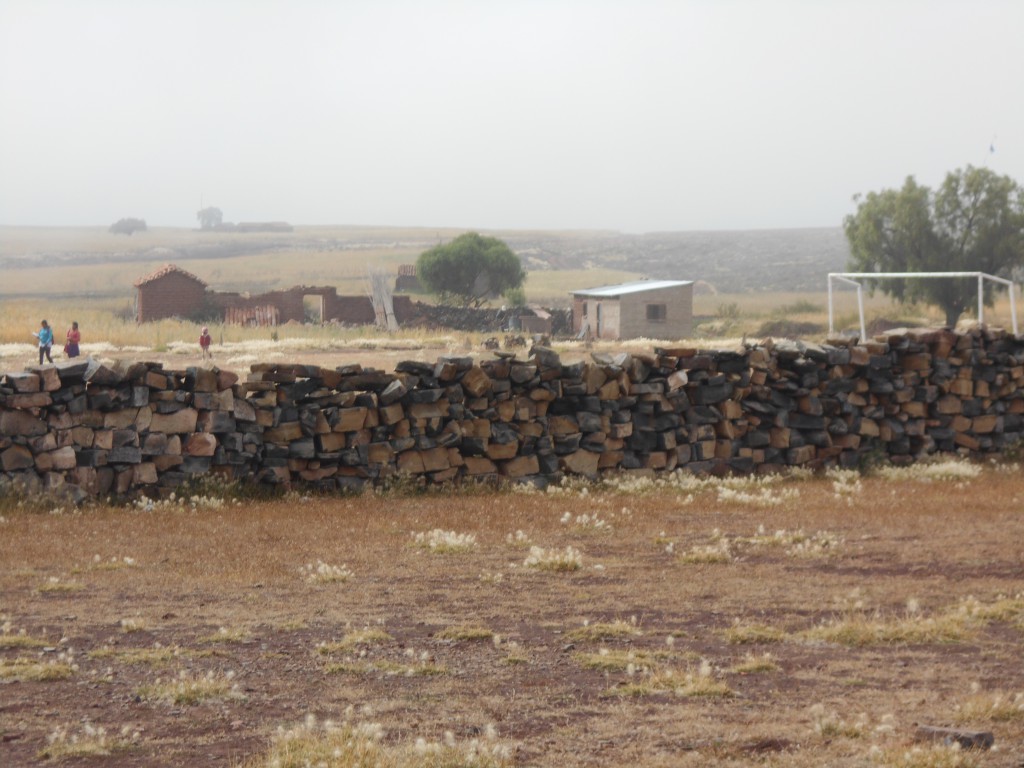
top-left (647, 303), bottom-right (667, 322)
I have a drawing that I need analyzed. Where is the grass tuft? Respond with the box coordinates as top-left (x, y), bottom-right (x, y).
top-left (137, 670), bottom-right (243, 705)
top-left (566, 619), bottom-right (642, 642)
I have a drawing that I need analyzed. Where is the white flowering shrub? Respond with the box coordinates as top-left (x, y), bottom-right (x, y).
top-left (301, 560), bottom-right (353, 584)
top-left (524, 545), bottom-right (583, 571)
top-left (877, 458), bottom-right (982, 483)
top-left (412, 529), bottom-right (477, 553)
top-left (560, 511), bottom-right (610, 531)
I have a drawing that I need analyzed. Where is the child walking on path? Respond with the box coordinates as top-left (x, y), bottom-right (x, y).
top-left (199, 326), bottom-right (212, 360)
top-left (64, 321), bottom-right (81, 358)
top-left (33, 320), bottom-right (54, 364)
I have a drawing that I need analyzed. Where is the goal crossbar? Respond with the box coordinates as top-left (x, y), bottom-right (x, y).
top-left (827, 272), bottom-right (1018, 340)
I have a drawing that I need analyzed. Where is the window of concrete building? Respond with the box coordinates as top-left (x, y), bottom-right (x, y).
top-left (646, 303), bottom-right (667, 322)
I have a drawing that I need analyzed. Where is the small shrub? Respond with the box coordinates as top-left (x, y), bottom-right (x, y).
top-left (412, 529), bottom-right (477, 554)
top-left (317, 628), bottom-right (392, 654)
top-left (137, 670), bottom-right (243, 705)
top-left (37, 722), bottom-right (138, 760)
top-left (523, 545), bottom-right (582, 571)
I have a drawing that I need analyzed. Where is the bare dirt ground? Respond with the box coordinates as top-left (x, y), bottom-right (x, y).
top-left (2, 465), bottom-right (1024, 767)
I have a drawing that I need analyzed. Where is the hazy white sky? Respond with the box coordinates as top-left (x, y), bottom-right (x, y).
top-left (1, 0), bottom-right (1021, 232)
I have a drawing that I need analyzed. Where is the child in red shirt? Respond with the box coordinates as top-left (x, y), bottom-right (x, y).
top-left (199, 326), bottom-right (212, 360)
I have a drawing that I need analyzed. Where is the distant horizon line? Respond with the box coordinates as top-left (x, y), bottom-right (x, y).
top-left (0, 222), bottom-right (845, 235)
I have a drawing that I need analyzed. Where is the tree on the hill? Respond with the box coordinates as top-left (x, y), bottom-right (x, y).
top-left (416, 232), bottom-right (526, 308)
top-left (196, 206), bottom-right (223, 230)
top-left (109, 217), bottom-right (147, 235)
top-left (844, 166), bottom-right (1024, 327)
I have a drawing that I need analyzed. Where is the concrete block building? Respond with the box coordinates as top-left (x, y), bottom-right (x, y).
top-left (571, 280), bottom-right (694, 340)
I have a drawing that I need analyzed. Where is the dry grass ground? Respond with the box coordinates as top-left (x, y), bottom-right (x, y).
top-left (2, 461), bottom-right (1023, 766)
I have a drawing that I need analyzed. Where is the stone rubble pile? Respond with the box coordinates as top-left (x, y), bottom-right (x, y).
top-left (1, 326), bottom-right (1023, 501)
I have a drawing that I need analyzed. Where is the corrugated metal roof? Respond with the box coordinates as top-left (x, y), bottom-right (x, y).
top-left (133, 264), bottom-right (208, 288)
top-left (570, 279), bottom-right (693, 298)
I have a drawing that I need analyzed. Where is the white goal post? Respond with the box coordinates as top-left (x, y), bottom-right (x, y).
top-left (827, 271), bottom-right (1019, 340)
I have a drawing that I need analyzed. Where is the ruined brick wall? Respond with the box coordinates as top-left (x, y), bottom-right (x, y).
top-left (1, 326), bottom-right (1022, 501)
top-left (136, 273), bottom-right (209, 322)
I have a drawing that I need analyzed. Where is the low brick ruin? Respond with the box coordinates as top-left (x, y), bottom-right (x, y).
top-left (2, 326), bottom-right (1023, 501)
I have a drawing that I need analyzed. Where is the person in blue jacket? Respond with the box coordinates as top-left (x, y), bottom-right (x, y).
top-left (33, 319), bottom-right (54, 364)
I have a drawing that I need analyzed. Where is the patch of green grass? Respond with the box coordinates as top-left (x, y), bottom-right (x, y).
top-left (317, 628), bottom-right (392, 654)
top-left (137, 671), bottom-right (242, 705)
top-left (801, 611), bottom-right (973, 647)
top-left (0, 633), bottom-right (49, 649)
top-left (723, 622), bottom-right (786, 645)
top-left (0, 657), bottom-right (75, 681)
top-left (729, 652), bottom-right (779, 674)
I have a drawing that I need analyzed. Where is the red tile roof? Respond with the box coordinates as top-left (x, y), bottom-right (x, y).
top-left (133, 264), bottom-right (207, 288)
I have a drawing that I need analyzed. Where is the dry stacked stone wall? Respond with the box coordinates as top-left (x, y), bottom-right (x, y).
top-left (2, 326), bottom-right (1023, 501)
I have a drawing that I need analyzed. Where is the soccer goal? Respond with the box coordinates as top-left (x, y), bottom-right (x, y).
top-left (827, 272), bottom-right (1019, 340)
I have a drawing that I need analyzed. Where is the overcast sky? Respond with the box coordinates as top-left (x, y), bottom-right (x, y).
top-left (1, 1), bottom-right (1021, 232)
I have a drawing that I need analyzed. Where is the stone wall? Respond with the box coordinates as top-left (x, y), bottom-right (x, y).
top-left (1, 326), bottom-right (1022, 501)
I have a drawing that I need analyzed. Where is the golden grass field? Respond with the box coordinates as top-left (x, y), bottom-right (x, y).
top-left (2, 461), bottom-right (1023, 766)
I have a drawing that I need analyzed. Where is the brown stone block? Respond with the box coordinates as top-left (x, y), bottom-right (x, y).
top-left (561, 449), bottom-right (600, 477)
top-left (49, 446), bottom-right (77, 470)
top-left (500, 454), bottom-right (540, 478)
top-left (70, 426), bottom-right (94, 447)
top-left (379, 403), bottom-right (405, 425)
top-left (262, 422), bottom-right (302, 443)
top-left (185, 432), bottom-right (218, 457)
top-left (954, 432), bottom-right (980, 450)
top-left (461, 366), bottom-right (492, 397)
top-left (149, 408), bottom-right (199, 434)
top-left (972, 414), bottom-right (1000, 434)
top-left (463, 456), bottom-right (497, 475)
top-left (334, 407), bottom-right (369, 432)
top-left (216, 369), bottom-right (240, 390)
top-left (317, 432), bottom-right (346, 452)
top-left (2, 444), bottom-right (34, 471)
top-left (133, 462), bottom-right (158, 485)
top-left (6, 392), bottom-right (52, 408)
top-left (1, 410), bottom-right (48, 437)
top-left (6, 372), bottom-right (40, 393)
top-left (493, 400), bottom-right (515, 422)
top-left (153, 454), bottom-right (184, 471)
top-left (485, 441), bottom-right (518, 461)
top-left (397, 450), bottom-right (426, 474)
top-left (103, 409), bottom-right (139, 430)
top-left (949, 379), bottom-right (973, 397)
top-left (858, 419), bottom-right (880, 437)
top-left (901, 401), bottom-right (927, 418)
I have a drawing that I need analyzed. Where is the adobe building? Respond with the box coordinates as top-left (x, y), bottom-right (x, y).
top-left (133, 264), bottom-right (209, 322)
top-left (570, 280), bottom-right (694, 340)
top-left (133, 263), bottom-right (414, 326)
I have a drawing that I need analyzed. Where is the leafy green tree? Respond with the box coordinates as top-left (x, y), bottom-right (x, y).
top-left (416, 232), bottom-right (526, 307)
top-left (844, 166), bottom-right (1024, 327)
top-left (109, 217), bottom-right (147, 235)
